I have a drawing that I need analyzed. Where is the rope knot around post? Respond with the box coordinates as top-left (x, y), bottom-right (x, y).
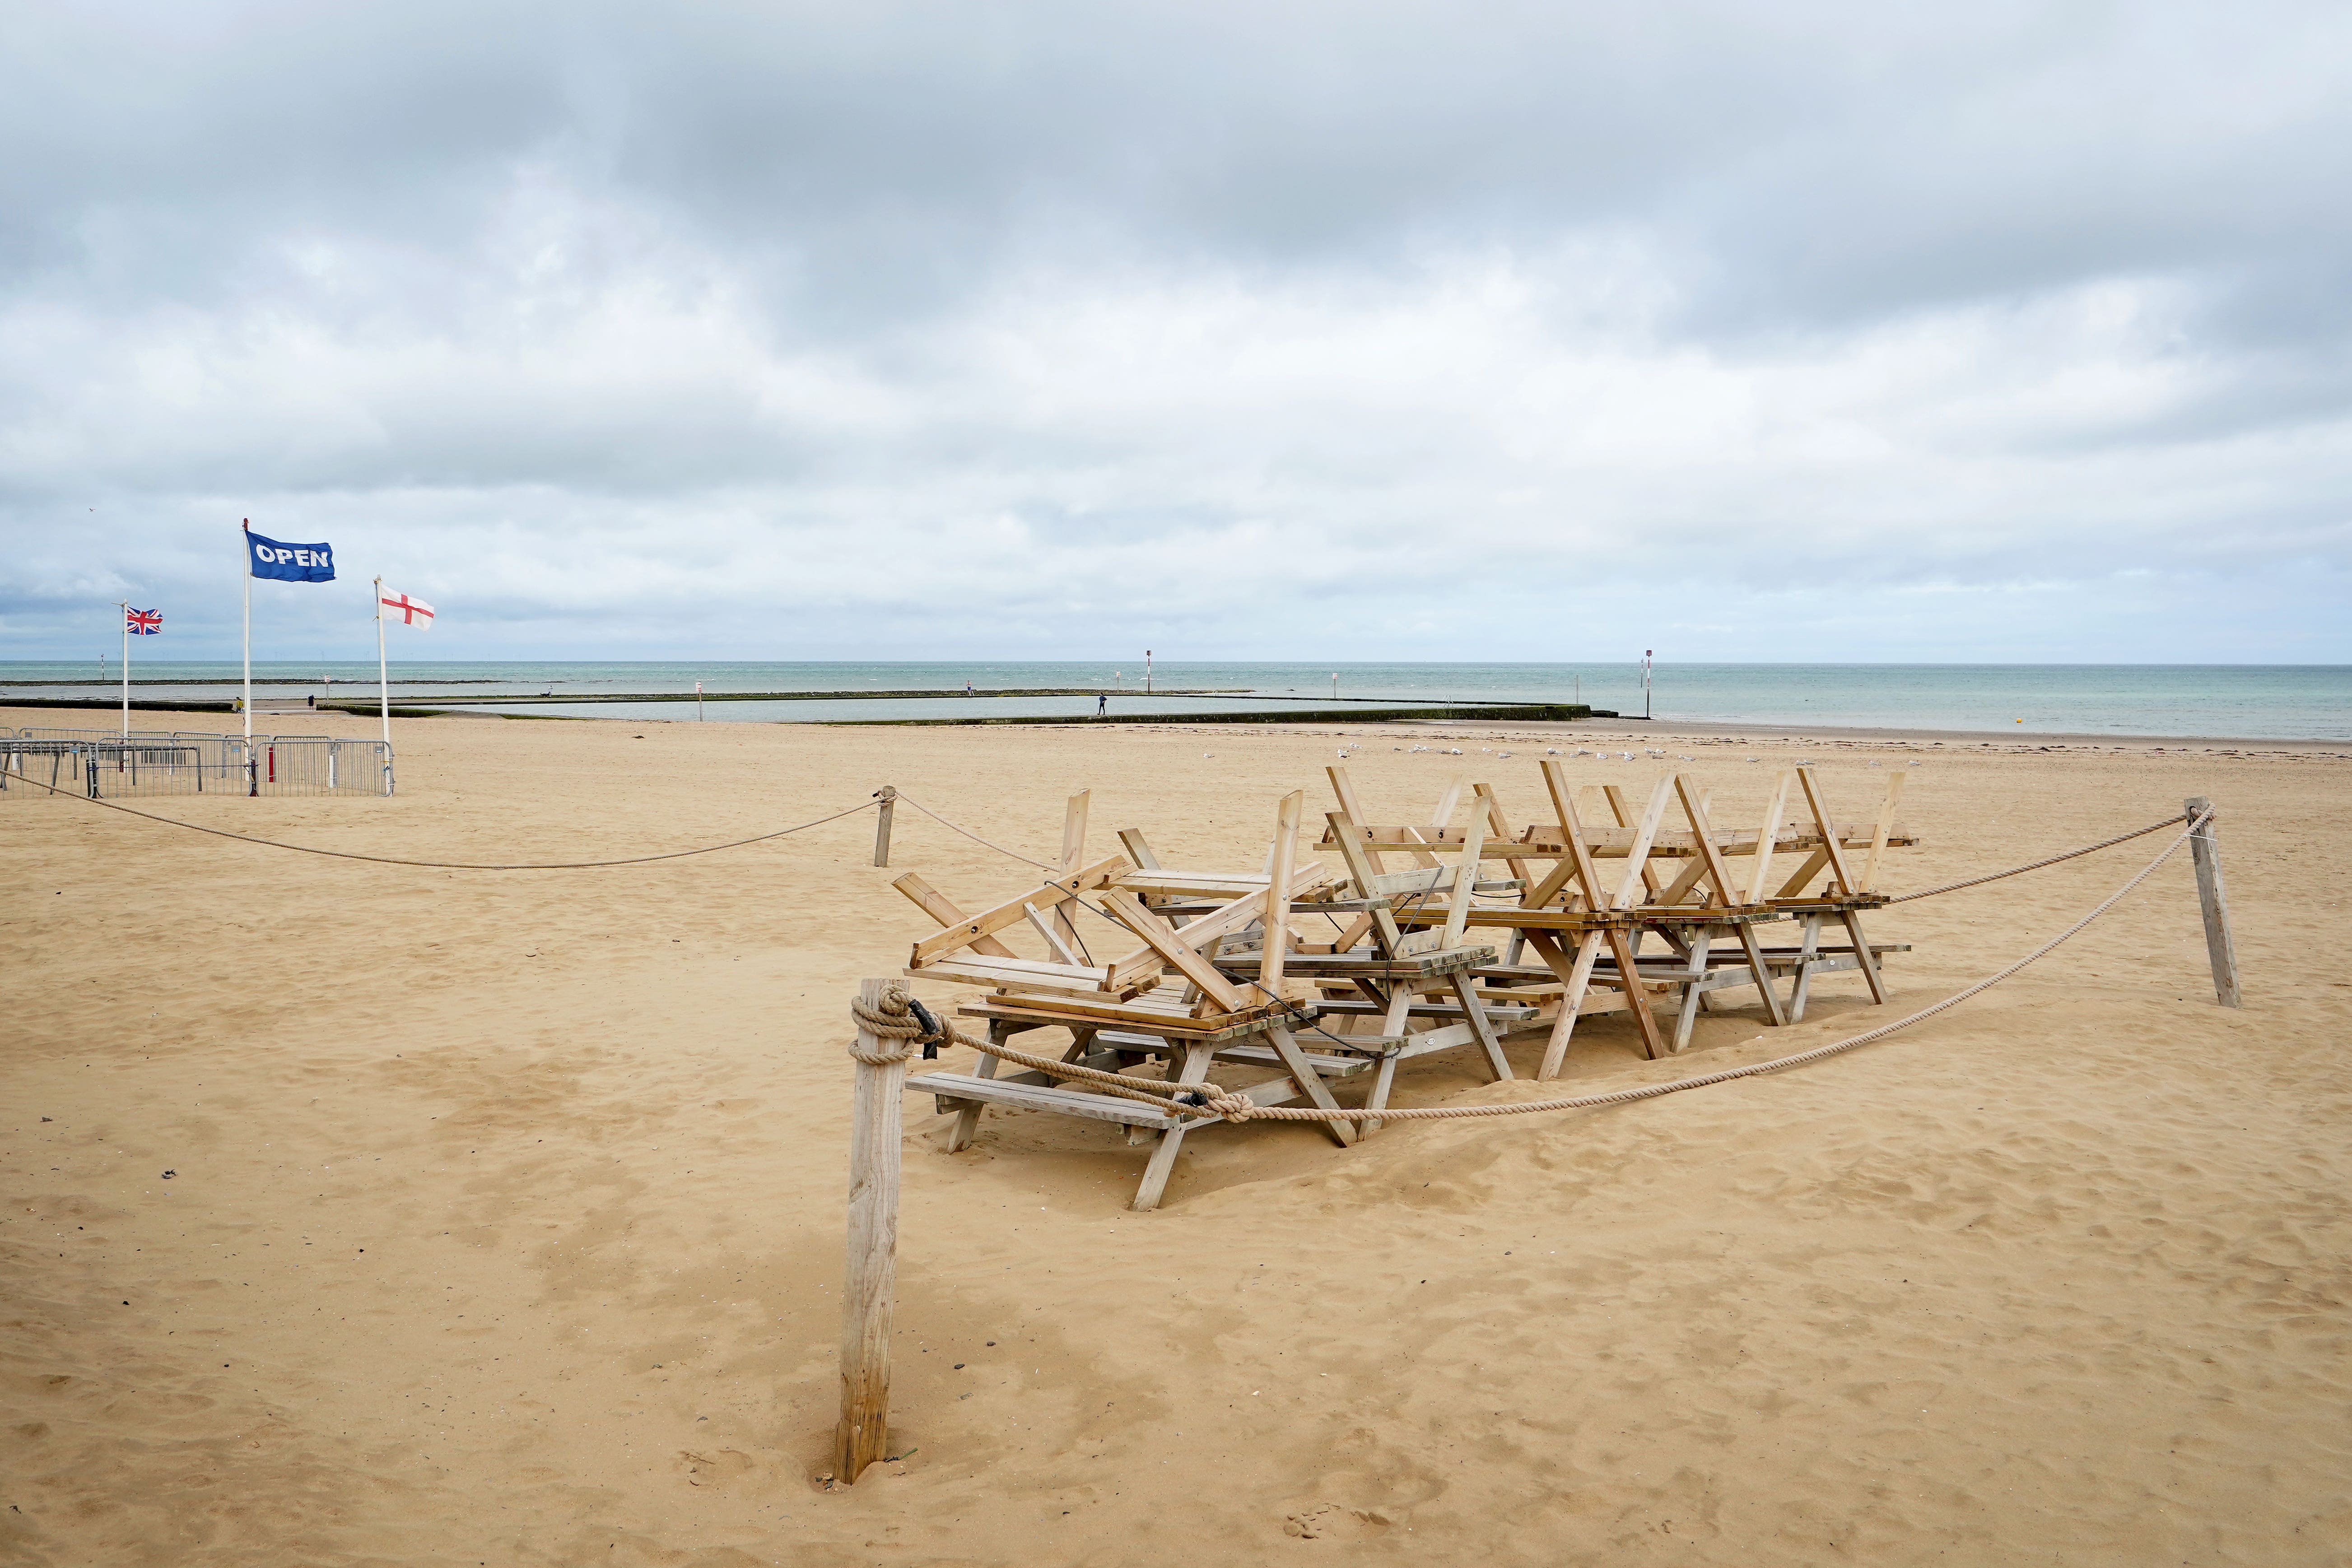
top-left (847, 980), bottom-right (942, 1065)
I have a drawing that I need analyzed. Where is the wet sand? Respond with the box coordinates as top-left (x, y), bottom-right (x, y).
top-left (5, 705), bottom-right (2347, 1565)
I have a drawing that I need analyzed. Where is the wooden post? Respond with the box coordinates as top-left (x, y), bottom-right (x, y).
top-left (834, 978), bottom-right (906, 1483)
top-left (872, 786), bottom-right (896, 868)
top-left (2184, 797), bottom-right (2242, 1009)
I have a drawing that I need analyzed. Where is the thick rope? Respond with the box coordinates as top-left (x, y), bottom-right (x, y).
top-left (1202, 811), bottom-right (2208, 1123)
top-left (892, 793), bottom-right (1058, 870)
top-left (0, 768), bottom-right (878, 870)
top-left (1884, 812), bottom-right (2185, 903)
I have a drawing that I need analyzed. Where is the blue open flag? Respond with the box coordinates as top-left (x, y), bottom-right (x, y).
top-left (246, 526), bottom-right (335, 582)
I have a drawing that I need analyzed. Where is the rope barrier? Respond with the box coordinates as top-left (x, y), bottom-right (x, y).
top-left (891, 793), bottom-right (1059, 870)
top-left (1883, 812), bottom-right (2186, 903)
top-left (869, 812), bottom-right (2209, 1128)
top-left (0, 768), bottom-right (880, 870)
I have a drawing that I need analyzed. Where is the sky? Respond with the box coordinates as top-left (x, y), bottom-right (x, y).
top-left (4, 0), bottom-right (2349, 664)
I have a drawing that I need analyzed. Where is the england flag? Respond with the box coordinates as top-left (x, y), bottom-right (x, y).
top-left (379, 588), bottom-right (435, 628)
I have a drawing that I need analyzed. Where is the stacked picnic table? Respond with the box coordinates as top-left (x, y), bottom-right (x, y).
top-left (890, 763), bottom-right (1919, 1209)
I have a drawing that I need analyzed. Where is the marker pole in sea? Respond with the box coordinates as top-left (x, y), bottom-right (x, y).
top-left (1643, 649), bottom-right (1653, 721)
top-left (1146, 648), bottom-right (1153, 694)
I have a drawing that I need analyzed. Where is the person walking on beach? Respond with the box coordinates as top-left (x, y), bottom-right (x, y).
top-left (1097, 693), bottom-right (1108, 717)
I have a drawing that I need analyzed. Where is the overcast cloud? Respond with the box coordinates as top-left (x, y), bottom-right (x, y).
top-left (4, 0), bottom-right (2348, 663)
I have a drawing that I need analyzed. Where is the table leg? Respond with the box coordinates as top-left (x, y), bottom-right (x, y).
top-left (1132, 1043), bottom-right (1215, 1211)
top-left (1789, 915), bottom-right (1823, 1020)
top-left (1737, 922), bottom-right (1790, 1027)
top-left (1450, 972), bottom-right (1513, 1081)
top-left (945, 1019), bottom-right (1012, 1152)
top-left (1841, 908), bottom-right (1889, 1005)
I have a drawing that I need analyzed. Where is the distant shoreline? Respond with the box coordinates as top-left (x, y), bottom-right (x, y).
top-left (6, 701), bottom-right (2342, 751)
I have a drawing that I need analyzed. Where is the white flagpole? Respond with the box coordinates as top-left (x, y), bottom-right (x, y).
top-left (241, 520), bottom-right (253, 741)
top-left (375, 576), bottom-right (391, 746)
top-left (119, 601), bottom-right (130, 738)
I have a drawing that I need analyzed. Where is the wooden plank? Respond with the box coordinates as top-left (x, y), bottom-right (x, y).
top-left (1264, 1023), bottom-right (1356, 1146)
top-left (1788, 913), bottom-right (1823, 1019)
top-left (1606, 925), bottom-right (1669, 1059)
top-left (1327, 765), bottom-right (1385, 874)
top-left (1169, 885), bottom-right (1276, 952)
top-left (1261, 790), bottom-right (1304, 999)
top-left (1736, 920), bottom-right (1790, 1027)
top-left (1674, 775), bottom-right (1745, 907)
top-left (1132, 1042), bottom-right (1217, 1210)
top-left (1311, 998), bottom-right (1537, 1022)
top-left (1116, 865), bottom-right (1337, 897)
top-left (1097, 889), bottom-right (1247, 1013)
top-left (907, 854), bottom-right (1133, 965)
top-left (2184, 796), bottom-right (2243, 1008)
top-left (1449, 971), bottom-right (1512, 1081)
top-left (1774, 847), bottom-right (1831, 900)
top-left (1050, 791), bottom-right (1092, 951)
top-left (1796, 768), bottom-right (1855, 896)
top-left (1022, 902), bottom-right (1089, 968)
top-left (1860, 772), bottom-right (1906, 894)
top-left (1529, 762), bottom-right (1604, 911)
top-left (944, 1017), bottom-right (1009, 1151)
top-left (1115, 827), bottom-right (1163, 871)
top-left (911, 955), bottom-right (1112, 991)
top-left (1439, 814), bottom-right (1486, 952)
top-left (1610, 778), bottom-right (1676, 908)
top-left (1475, 782), bottom-right (1536, 888)
top-left (1668, 929), bottom-right (1714, 1052)
top-left (1840, 908), bottom-right (1890, 1005)
top-left (1210, 1042), bottom-right (1375, 1076)
top-left (1748, 771), bottom-right (1796, 905)
top-left (961, 993), bottom-right (1295, 1038)
top-left (1656, 850), bottom-right (1714, 907)
top-left (906, 1073), bottom-right (1179, 1127)
top-left (1274, 949), bottom-right (1492, 979)
top-left (889, 872), bottom-right (1021, 960)
top-left (1533, 927), bottom-right (1604, 1079)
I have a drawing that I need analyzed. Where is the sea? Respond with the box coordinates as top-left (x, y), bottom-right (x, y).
top-left (4, 661), bottom-right (2346, 740)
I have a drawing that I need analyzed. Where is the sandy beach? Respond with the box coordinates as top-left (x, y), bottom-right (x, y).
top-left (5, 706), bottom-right (2347, 1567)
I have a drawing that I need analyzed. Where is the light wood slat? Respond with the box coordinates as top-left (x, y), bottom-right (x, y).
top-left (889, 872), bottom-right (1021, 960)
top-left (1748, 771), bottom-right (1796, 905)
top-left (1796, 768), bottom-right (1856, 896)
top-left (1327, 764), bottom-right (1385, 876)
top-left (1260, 790), bottom-right (1304, 999)
top-left (907, 854), bottom-right (1132, 965)
top-left (1860, 771), bottom-right (1906, 894)
top-left (1116, 827), bottom-right (1163, 871)
top-left (1097, 888), bottom-right (1247, 1013)
top-left (907, 1074), bottom-right (1179, 1127)
top-left (1610, 778), bottom-right (1675, 909)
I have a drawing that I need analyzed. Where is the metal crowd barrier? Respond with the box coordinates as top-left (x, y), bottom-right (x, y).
top-left (0, 727), bottom-right (395, 798)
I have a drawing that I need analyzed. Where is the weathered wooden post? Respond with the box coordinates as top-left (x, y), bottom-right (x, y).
top-left (834, 978), bottom-right (908, 1483)
top-left (2184, 797), bottom-right (2242, 1009)
top-left (872, 786), bottom-right (897, 868)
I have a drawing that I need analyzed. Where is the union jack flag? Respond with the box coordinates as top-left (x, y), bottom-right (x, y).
top-left (126, 607), bottom-right (161, 635)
